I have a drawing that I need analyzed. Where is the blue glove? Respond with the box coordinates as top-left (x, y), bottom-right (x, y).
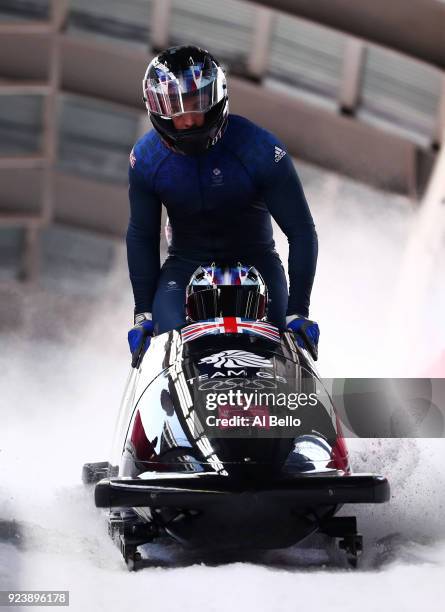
top-left (128, 313), bottom-right (154, 367)
top-left (286, 315), bottom-right (320, 360)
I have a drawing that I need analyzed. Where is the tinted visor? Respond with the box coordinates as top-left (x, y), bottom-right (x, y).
top-left (144, 65), bottom-right (225, 117)
top-left (187, 287), bottom-right (266, 322)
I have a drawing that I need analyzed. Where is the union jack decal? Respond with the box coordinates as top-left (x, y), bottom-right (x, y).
top-left (181, 317), bottom-right (280, 344)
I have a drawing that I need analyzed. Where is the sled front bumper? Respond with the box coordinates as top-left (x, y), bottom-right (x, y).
top-left (94, 472), bottom-right (390, 509)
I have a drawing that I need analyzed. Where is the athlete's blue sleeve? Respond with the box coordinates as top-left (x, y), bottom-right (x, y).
top-left (258, 145), bottom-right (318, 318)
top-left (126, 160), bottom-right (162, 314)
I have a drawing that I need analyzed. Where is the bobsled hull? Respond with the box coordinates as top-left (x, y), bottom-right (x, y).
top-left (111, 330), bottom-right (348, 482)
top-left (89, 328), bottom-right (390, 559)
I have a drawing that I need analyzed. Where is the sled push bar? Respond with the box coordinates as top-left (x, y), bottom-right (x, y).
top-left (95, 473), bottom-right (390, 509)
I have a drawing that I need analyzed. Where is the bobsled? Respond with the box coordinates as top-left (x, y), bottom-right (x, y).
top-left (83, 264), bottom-right (389, 570)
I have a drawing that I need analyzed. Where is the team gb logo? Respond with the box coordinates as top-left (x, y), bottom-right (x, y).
top-left (199, 350), bottom-right (273, 369)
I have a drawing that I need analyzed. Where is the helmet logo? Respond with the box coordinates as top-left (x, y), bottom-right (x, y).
top-left (129, 148), bottom-right (136, 168)
top-left (199, 350), bottom-right (273, 369)
top-left (211, 124), bottom-right (225, 146)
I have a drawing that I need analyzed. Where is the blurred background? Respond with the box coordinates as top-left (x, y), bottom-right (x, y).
top-left (0, 0), bottom-right (444, 378)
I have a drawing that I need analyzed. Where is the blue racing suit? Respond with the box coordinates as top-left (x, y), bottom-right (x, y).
top-left (126, 114), bottom-right (318, 334)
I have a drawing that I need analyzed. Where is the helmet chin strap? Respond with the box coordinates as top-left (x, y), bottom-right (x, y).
top-left (163, 127), bottom-right (214, 155)
top-left (175, 132), bottom-right (213, 155)
top-left (152, 116), bottom-right (208, 155)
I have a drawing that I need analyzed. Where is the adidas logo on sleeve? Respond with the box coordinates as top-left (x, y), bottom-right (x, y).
top-left (274, 146), bottom-right (286, 163)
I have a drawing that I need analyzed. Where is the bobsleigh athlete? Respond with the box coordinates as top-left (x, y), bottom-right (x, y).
top-left (126, 45), bottom-right (319, 360)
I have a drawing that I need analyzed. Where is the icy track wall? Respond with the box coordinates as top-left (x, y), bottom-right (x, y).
top-left (0, 161), bottom-right (445, 611)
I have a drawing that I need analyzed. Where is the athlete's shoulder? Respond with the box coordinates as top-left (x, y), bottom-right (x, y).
top-left (223, 114), bottom-right (288, 170)
top-left (224, 114), bottom-right (259, 146)
top-left (129, 129), bottom-right (171, 182)
top-left (226, 114), bottom-right (282, 142)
